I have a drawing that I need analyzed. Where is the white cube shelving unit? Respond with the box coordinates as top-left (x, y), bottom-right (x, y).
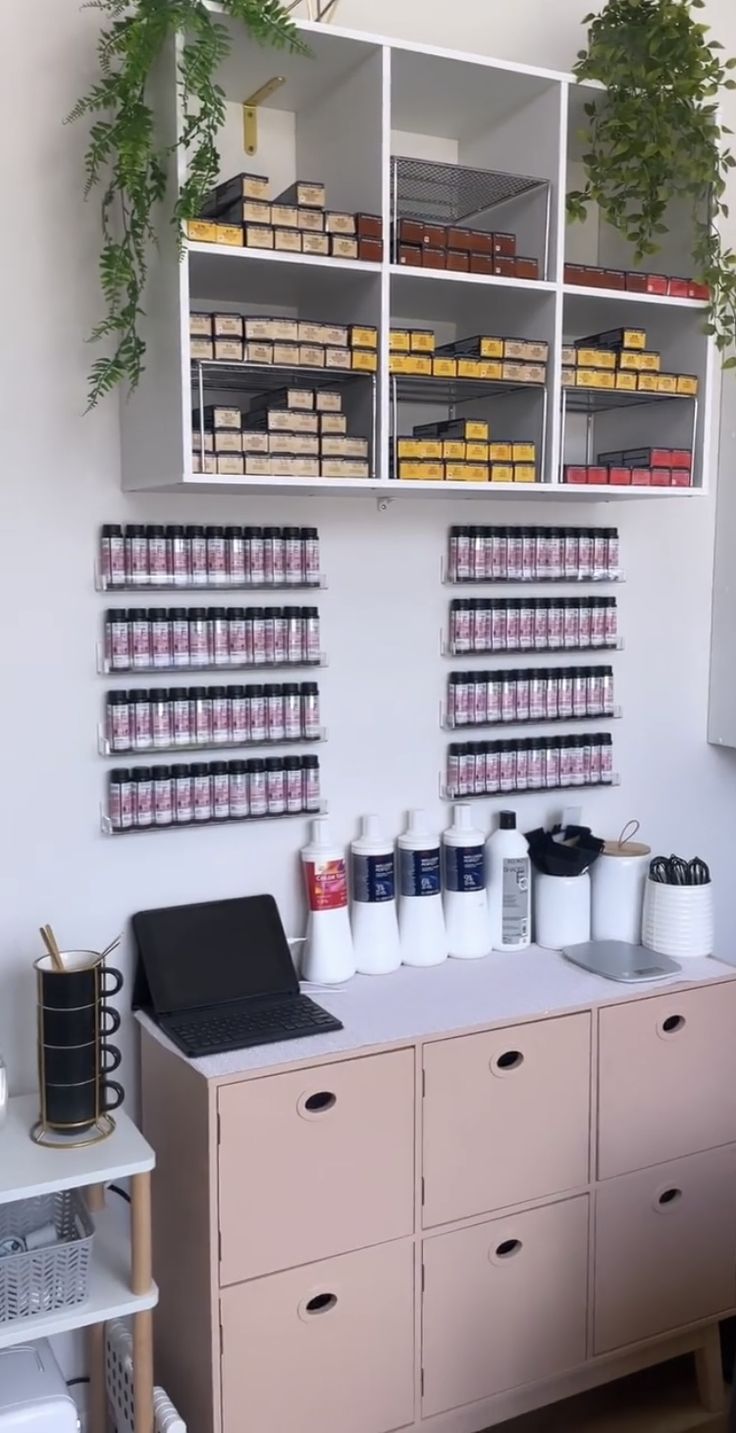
top-left (120, 13), bottom-right (718, 502)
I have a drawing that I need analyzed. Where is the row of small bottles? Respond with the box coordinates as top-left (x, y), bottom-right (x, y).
top-left (301, 808), bottom-right (531, 982)
top-left (448, 596), bottom-right (618, 654)
top-left (447, 666), bottom-right (615, 727)
top-left (447, 733), bottom-right (614, 797)
top-left (100, 523), bottom-right (320, 588)
top-left (108, 755), bottom-right (321, 830)
top-left (448, 525), bottom-right (620, 583)
top-left (106, 683), bottom-right (320, 752)
top-left (104, 606), bottom-right (320, 672)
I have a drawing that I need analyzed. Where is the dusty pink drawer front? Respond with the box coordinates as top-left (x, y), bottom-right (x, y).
top-left (597, 983), bottom-right (736, 1179)
top-left (221, 1240), bottom-right (415, 1433)
top-left (422, 1014), bottom-right (590, 1226)
top-left (594, 1145), bottom-right (736, 1353)
top-left (218, 1049), bottom-right (414, 1283)
top-left (422, 1196), bottom-right (588, 1416)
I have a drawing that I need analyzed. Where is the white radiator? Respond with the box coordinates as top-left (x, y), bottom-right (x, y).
top-left (105, 1320), bottom-right (185, 1433)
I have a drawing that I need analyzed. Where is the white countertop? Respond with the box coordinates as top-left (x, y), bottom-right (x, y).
top-left (137, 946), bottom-right (736, 1081)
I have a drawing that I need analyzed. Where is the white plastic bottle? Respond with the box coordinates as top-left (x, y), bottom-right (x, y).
top-left (486, 810), bottom-right (531, 952)
top-left (301, 818), bottom-right (356, 984)
top-left (398, 809), bottom-right (447, 967)
top-left (350, 815), bottom-right (401, 975)
top-left (442, 804), bottom-right (492, 960)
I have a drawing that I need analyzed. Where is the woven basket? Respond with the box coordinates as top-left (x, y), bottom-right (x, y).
top-left (0, 1189), bottom-right (94, 1324)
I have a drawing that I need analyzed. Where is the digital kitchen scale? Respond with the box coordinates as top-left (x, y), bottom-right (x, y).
top-left (562, 940), bottom-right (681, 983)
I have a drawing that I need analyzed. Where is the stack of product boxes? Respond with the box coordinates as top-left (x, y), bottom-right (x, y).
top-left (187, 173), bottom-right (383, 262)
top-left (564, 264), bottom-right (709, 299)
top-left (561, 326), bottom-right (699, 397)
top-left (389, 329), bottom-right (548, 383)
top-left (193, 387), bottom-right (369, 479)
top-left (565, 448), bottom-right (693, 488)
top-left (395, 423), bottom-right (536, 484)
top-left (190, 311), bottom-right (378, 373)
top-left (395, 221), bottom-right (540, 279)
top-left (391, 328), bottom-right (543, 483)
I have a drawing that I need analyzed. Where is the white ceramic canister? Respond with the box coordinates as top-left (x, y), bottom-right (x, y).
top-left (534, 871), bottom-right (591, 950)
top-left (591, 821), bottom-right (651, 945)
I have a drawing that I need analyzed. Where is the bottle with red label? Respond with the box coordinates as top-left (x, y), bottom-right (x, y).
top-left (301, 819), bottom-right (356, 984)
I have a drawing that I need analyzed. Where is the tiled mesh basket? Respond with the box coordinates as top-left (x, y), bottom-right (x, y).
top-left (0, 1189), bottom-right (94, 1324)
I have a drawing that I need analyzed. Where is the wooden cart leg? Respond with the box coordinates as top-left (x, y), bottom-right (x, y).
top-left (695, 1323), bottom-right (725, 1414)
top-left (130, 1171), bottom-right (155, 1433)
top-left (133, 1308), bottom-right (155, 1433)
top-left (88, 1320), bottom-right (107, 1432)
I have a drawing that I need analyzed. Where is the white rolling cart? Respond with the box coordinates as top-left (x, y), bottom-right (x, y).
top-left (0, 1095), bottom-right (158, 1432)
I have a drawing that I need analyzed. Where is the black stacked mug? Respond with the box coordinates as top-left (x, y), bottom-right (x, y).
top-left (35, 951), bottom-right (124, 1140)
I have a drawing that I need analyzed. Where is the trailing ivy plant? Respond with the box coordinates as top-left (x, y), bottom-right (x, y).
top-left (567, 0), bottom-right (736, 364)
top-left (69, 0), bottom-right (307, 409)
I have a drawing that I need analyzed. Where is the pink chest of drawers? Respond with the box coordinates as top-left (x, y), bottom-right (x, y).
top-left (139, 951), bottom-right (736, 1433)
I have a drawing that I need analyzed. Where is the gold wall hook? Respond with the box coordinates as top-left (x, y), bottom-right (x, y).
top-left (242, 77), bottom-right (286, 155)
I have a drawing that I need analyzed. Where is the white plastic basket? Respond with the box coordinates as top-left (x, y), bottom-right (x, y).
top-left (106, 1319), bottom-right (186, 1432)
top-left (0, 1190), bottom-right (93, 1325)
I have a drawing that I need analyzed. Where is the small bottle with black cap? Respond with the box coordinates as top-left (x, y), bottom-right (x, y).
top-left (486, 810), bottom-right (531, 953)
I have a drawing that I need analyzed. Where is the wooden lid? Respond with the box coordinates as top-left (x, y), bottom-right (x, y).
top-left (602, 839), bottom-right (651, 858)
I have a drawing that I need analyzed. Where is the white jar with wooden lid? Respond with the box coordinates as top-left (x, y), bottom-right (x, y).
top-left (591, 821), bottom-right (651, 944)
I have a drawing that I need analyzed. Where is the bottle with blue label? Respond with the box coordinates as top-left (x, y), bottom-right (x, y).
top-left (442, 804), bottom-right (492, 959)
top-left (399, 810), bottom-right (447, 967)
top-left (350, 815), bottom-right (401, 975)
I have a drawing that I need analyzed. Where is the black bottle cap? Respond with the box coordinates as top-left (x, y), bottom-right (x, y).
top-left (188, 687), bottom-right (207, 699)
top-left (190, 762), bottom-right (209, 776)
top-left (174, 764), bottom-right (191, 778)
top-left (153, 765), bottom-right (171, 780)
top-left (151, 689), bottom-right (170, 702)
top-left (168, 607), bottom-right (186, 620)
top-left (224, 526), bottom-right (242, 537)
top-left (247, 758), bottom-right (265, 772)
top-left (187, 525), bottom-right (204, 537)
top-left (169, 687), bottom-right (188, 699)
top-left (282, 683), bottom-right (299, 695)
top-left (187, 607), bottom-right (206, 619)
top-left (226, 608), bottom-right (246, 619)
top-left (165, 525), bottom-right (184, 537)
top-left (127, 608), bottom-right (147, 622)
top-left (126, 525), bottom-right (145, 537)
top-left (110, 768), bottom-right (131, 781)
top-left (210, 761), bottom-right (227, 775)
top-left (249, 684), bottom-right (264, 697)
top-left (205, 526), bottom-right (225, 537)
top-left (228, 760), bottom-right (247, 774)
top-left (102, 524), bottom-right (123, 536)
top-left (131, 767), bottom-right (152, 779)
top-left (146, 525), bottom-right (164, 536)
top-left (302, 755), bottom-right (319, 768)
top-left (209, 607), bottom-right (226, 619)
top-left (265, 757), bottom-right (284, 771)
top-left (300, 682), bottom-right (318, 694)
top-left (130, 690), bottom-right (149, 702)
top-left (229, 685), bottom-right (245, 698)
top-left (107, 691), bottom-right (128, 704)
top-left (209, 686), bottom-right (226, 699)
top-left (263, 527), bottom-right (281, 537)
top-left (147, 608), bottom-right (168, 620)
top-left (283, 527), bottom-right (300, 538)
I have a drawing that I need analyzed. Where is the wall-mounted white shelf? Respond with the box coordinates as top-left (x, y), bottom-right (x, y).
top-left (119, 13), bottom-right (716, 501)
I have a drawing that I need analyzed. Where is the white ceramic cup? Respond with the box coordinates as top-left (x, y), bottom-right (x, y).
top-left (642, 880), bottom-right (714, 959)
top-left (534, 872), bottom-right (591, 950)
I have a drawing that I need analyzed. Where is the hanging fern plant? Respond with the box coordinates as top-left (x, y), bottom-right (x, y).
top-left (567, 0), bottom-right (736, 364)
top-left (69, 0), bottom-right (307, 409)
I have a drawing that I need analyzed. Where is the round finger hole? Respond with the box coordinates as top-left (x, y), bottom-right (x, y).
top-left (661, 1015), bottom-right (685, 1036)
top-left (657, 1187), bottom-right (682, 1210)
top-left (304, 1091), bottom-right (336, 1114)
top-left (492, 1238), bottom-right (522, 1262)
top-left (493, 1050), bottom-right (524, 1075)
top-left (305, 1293), bottom-right (337, 1315)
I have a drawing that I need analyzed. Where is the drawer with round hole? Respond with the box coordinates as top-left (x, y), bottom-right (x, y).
top-left (593, 1144), bottom-right (736, 1352)
top-left (220, 1239), bottom-right (415, 1433)
top-left (217, 1049), bottom-right (415, 1283)
top-left (421, 1195), bottom-right (589, 1416)
top-left (597, 982), bottom-right (736, 1179)
top-left (422, 1014), bottom-right (591, 1228)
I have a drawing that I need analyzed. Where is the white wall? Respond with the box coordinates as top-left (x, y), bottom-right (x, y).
top-left (3, 0), bottom-right (736, 1110)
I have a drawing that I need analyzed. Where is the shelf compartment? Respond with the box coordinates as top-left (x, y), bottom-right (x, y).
top-left (99, 731), bottom-right (327, 758)
top-left (191, 361), bottom-right (377, 479)
top-left (101, 805), bottom-right (326, 836)
top-left (390, 154), bottom-right (551, 277)
top-left (392, 373), bottom-right (544, 407)
top-left (562, 388), bottom-right (697, 416)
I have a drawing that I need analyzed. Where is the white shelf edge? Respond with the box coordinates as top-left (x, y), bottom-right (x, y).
top-left (165, 474), bottom-right (708, 500)
top-left (0, 1208), bottom-right (157, 1351)
top-left (563, 283), bottom-right (708, 311)
top-left (187, 242), bottom-right (381, 278)
top-left (389, 264), bottom-right (556, 294)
